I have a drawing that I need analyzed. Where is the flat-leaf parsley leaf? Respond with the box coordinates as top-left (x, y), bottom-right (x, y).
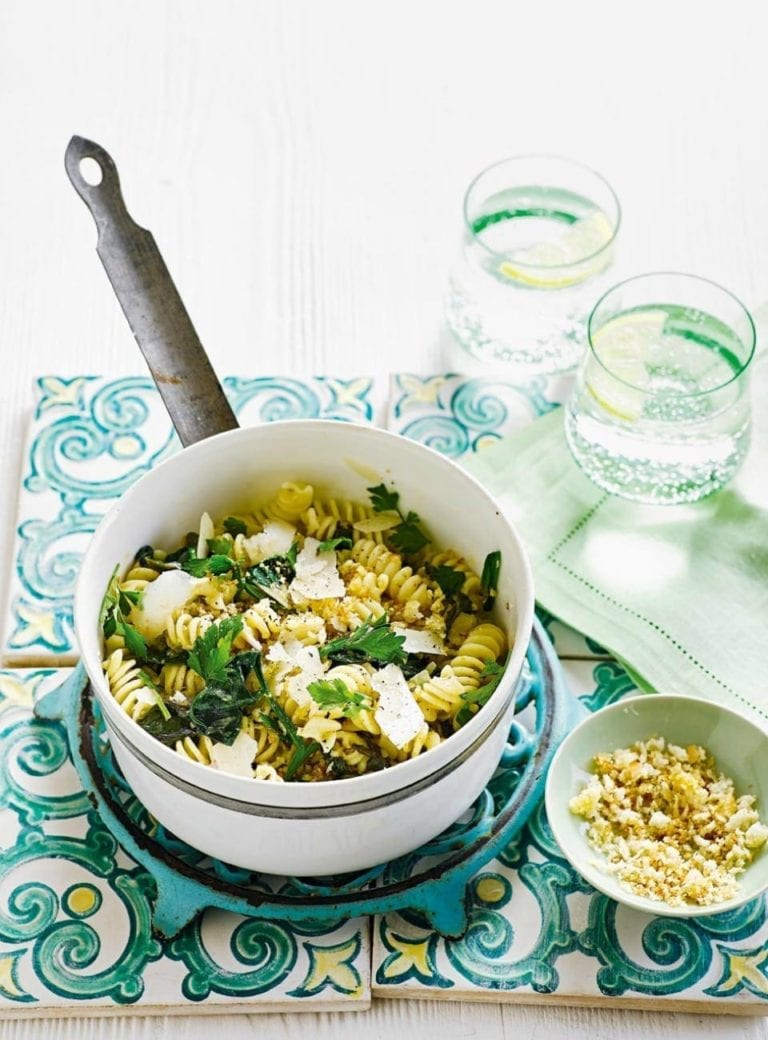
top-left (320, 613), bottom-right (407, 667)
top-left (307, 678), bottom-right (370, 717)
top-left (187, 616), bottom-right (244, 684)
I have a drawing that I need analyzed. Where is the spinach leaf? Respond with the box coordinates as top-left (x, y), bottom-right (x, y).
top-left (223, 516), bottom-right (247, 537)
top-left (189, 680), bottom-right (256, 745)
top-left (480, 551), bottom-right (502, 611)
top-left (140, 704), bottom-right (197, 747)
top-left (429, 564), bottom-right (465, 598)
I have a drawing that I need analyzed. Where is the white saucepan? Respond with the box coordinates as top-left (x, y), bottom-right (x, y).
top-left (66, 137), bottom-right (534, 875)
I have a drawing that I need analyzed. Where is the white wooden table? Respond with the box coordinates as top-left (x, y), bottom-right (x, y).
top-left (1, 0), bottom-right (767, 1036)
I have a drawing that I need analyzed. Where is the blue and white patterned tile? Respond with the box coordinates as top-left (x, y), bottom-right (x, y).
top-left (0, 669), bottom-right (370, 1017)
top-left (372, 658), bottom-right (768, 1013)
top-left (4, 374), bottom-right (382, 664)
top-left (386, 372), bottom-right (573, 459)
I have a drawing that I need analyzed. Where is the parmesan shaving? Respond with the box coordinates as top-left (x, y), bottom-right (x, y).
top-left (242, 520), bottom-right (296, 563)
top-left (392, 625), bottom-right (445, 656)
top-left (372, 664), bottom-right (426, 749)
top-left (352, 512), bottom-right (401, 534)
top-left (290, 537), bottom-right (345, 602)
top-left (196, 511), bottom-right (215, 559)
top-left (136, 570), bottom-right (201, 639)
top-left (255, 763), bottom-right (284, 782)
top-left (268, 638), bottom-right (324, 706)
top-left (209, 731), bottom-right (258, 778)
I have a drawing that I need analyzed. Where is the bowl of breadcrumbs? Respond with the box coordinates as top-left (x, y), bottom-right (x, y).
top-left (545, 694), bottom-right (768, 916)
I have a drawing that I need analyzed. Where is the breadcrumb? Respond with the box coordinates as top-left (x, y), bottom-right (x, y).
top-left (569, 737), bottom-right (767, 906)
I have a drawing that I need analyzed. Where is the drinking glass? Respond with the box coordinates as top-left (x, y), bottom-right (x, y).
top-left (446, 154), bottom-right (621, 374)
top-left (564, 272), bottom-right (756, 504)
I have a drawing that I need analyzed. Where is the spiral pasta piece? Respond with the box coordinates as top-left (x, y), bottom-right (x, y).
top-left (102, 649), bottom-right (157, 722)
top-left (233, 601), bottom-right (281, 649)
top-left (302, 497), bottom-right (379, 542)
top-left (324, 663), bottom-right (373, 695)
top-left (175, 735), bottom-right (214, 765)
top-left (352, 539), bottom-right (403, 582)
top-left (121, 564), bottom-right (161, 596)
top-left (451, 623), bottom-right (506, 690)
top-left (280, 689), bottom-right (314, 727)
top-left (264, 482), bottom-right (315, 522)
top-left (342, 565), bottom-right (389, 601)
top-left (165, 612), bottom-right (215, 651)
top-left (282, 612), bottom-right (327, 646)
top-left (158, 662), bottom-right (205, 699)
top-left (379, 721), bottom-right (434, 762)
top-left (412, 665), bottom-right (465, 721)
top-left (352, 539), bottom-right (432, 614)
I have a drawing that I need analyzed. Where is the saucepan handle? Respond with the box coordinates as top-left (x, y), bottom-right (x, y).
top-left (65, 135), bottom-right (239, 447)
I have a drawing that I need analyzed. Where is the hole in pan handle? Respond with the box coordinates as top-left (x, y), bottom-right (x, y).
top-left (64, 134), bottom-right (239, 448)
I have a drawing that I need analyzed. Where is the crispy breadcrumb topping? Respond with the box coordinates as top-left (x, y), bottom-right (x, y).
top-left (569, 737), bottom-right (768, 906)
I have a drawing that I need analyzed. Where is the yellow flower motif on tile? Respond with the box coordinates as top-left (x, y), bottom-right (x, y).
top-left (376, 922), bottom-right (452, 988)
top-left (0, 673), bottom-right (37, 710)
top-left (382, 934), bottom-right (432, 979)
top-left (10, 600), bottom-right (69, 652)
top-left (324, 377), bottom-right (372, 407)
top-left (395, 374), bottom-right (448, 412)
top-left (290, 935), bottom-right (363, 997)
top-left (36, 376), bottom-right (90, 415)
top-left (706, 943), bottom-right (768, 998)
top-left (0, 951), bottom-right (35, 1003)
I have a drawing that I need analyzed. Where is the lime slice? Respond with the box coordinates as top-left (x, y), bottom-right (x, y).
top-left (499, 211), bottom-right (615, 288)
top-left (586, 310), bottom-right (666, 420)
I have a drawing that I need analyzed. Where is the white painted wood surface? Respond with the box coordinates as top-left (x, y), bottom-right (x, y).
top-left (1, 0), bottom-right (767, 1034)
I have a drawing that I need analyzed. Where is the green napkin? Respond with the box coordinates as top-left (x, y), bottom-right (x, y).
top-left (465, 351), bottom-right (768, 727)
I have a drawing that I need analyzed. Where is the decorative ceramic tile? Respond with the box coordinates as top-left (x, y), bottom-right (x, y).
top-left (386, 371), bottom-right (573, 459)
top-left (5, 374), bottom-right (381, 664)
top-left (372, 659), bottom-right (768, 1014)
top-left (0, 669), bottom-right (370, 1018)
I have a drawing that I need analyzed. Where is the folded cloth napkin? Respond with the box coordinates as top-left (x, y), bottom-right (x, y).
top-left (465, 349), bottom-right (768, 727)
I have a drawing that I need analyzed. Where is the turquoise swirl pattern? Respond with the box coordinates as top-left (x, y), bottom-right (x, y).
top-left (373, 655), bottom-right (768, 1010)
top-left (0, 671), bottom-right (368, 1012)
top-left (389, 373), bottom-right (562, 460)
top-left (7, 374), bottom-right (376, 660)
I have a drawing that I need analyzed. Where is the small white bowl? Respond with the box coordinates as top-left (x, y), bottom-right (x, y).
top-left (545, 694), bottom-right (768, 916)
top-left (76, 419), bottom-right (534, 875)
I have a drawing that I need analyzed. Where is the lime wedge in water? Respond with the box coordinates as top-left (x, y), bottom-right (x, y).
top-left (499, 210), bottom-right (615, 288)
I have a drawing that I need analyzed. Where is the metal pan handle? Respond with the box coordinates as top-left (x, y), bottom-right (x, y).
top-left (65, 135), bottom-right (239, 447)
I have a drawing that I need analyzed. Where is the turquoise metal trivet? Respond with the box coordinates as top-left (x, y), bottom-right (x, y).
top-left (34, 617), bottom-right (580, 939)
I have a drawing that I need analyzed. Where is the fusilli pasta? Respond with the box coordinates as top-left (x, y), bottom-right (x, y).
top-left (101, 481), bottom-right (509, 783)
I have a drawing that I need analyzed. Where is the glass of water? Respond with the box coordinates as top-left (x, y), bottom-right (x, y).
top-left (564, 272), bottom-right (756, 504)
top-left (446, 154), bottom-right (621, 374)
